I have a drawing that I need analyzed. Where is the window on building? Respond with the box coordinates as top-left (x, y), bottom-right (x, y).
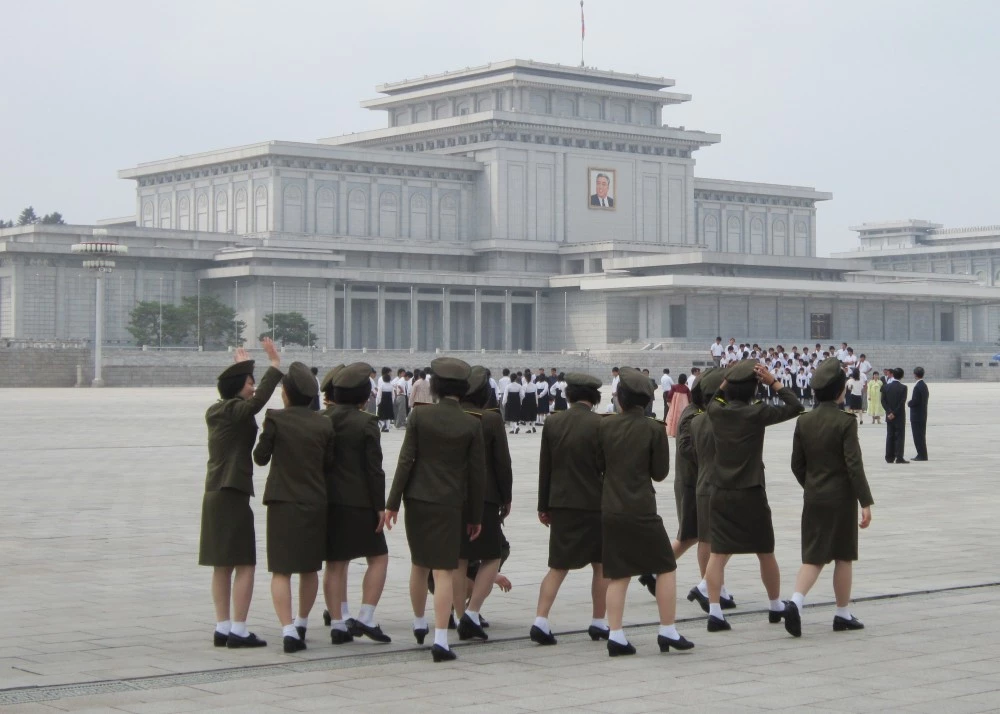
top-left (810, 313), bottom-right (832, 340)
top-left (591, 258), bottom-right (603, 273)
top-left (567, 259), bottom-right (585, 274)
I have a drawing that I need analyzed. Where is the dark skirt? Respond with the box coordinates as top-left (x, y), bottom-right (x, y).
top-left (696, 493), bottom-right (713, 543)
top-left (846, 394), bottom-right (862, 410)
top-left (266, 502), bottom-right (326, 573)
top-left (802, 499), bottom-right (859, 564)
top-left (710, 487), bottom-right (775, 554)
top-left (548, 508), bottom-right (603, 569)
top-left (404, 498), bottom-right (462, 570)
top-left (504, 394), bottom-right (521, 422)
top-left (520, 393), bottom-right (537, 422)
top-left (553, 395), bottom-right (568, 411)
top-left (674, 480), bottom-right (698, 542)
top-left (199, 488), bottom-right (256, 567)
top-left (377, 391), bottom-right (394, 420)
top-left (602, 512), bottom-right (677, 579)
top-left (536, 395), bottom-right (550, 415)
top-left (325, 504), bottom-right (389, 562)
top-left (461, 502), bottom-right (503, 561)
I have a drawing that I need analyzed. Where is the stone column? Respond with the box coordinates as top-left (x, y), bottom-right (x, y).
top-left (410, 287), bottom-right (419, 350)
top-left (306, 175), bottom-right (316, 234)
top-left (344, 284), bottom-right (352, 349)
top-left (338, 182), bottom-right (348, 235)
top-left (503, 290), bottom-right (513, 351)
top-left (401, 182), bottom-right (410, 238)
top-left (473, 288), bottom-right (482, 350)
top-left (326, 280), bottom-right (336, 350)
top-left (377, 286), bottom-right (386, 350)
top-left (441, 288), bottom-right (450, 350)
top-left (370, 179), bottom-right (379, 237)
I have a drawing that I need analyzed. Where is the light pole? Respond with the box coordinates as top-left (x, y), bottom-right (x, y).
top-left (158, 276), bottom-right (163, 350)
top-left (71, 231), bottom-right (127, 387)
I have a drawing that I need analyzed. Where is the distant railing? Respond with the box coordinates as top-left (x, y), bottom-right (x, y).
top-left (928, 225), bottom-right (1000, 236)
top-left (0, 339), bottom-right (89, 349)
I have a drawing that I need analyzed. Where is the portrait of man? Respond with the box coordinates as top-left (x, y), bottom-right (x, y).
top-left (588, 168), bottom-right (616, 210)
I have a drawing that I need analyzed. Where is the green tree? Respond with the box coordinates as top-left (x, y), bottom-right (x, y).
top-left (261, 311), bottom-right (317, 347)
top-left (180, 294), bottom-right (245, 347)
top-left (17, 206), bottom-right (38, 225)
top-left (40, 212), bottom-right (65, 224)
top-left (126, 301), bottom-right (189, 346)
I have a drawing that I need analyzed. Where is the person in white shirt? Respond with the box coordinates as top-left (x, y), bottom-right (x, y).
top-left (660, 368), bottom-right (674, 418)
top-left (488, 373), bottom-right (500, 407)
top-left (502, 373), bottom-right (524, 434)
top-left (392, 369), bottom-right (408, 429)
top-left (710, 338), bottom-right (725, 367)
top-left (610, 367), bottom-right (621, 413)
top-left (534, 377), bottom-right (550, 426)
top-left (843, 348), bottom-right (858, 369)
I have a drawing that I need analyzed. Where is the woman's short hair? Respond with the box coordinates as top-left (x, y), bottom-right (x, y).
top-left (431, 376), bottom-right (468, 400)
top-left (217, 373), bottom-right (251, 400)
top-left (333, 383), bottom-right (370, 406)
top-left (617, 384), bottom-right (651, 410)
top-left (814, 371), bottom-right (847, 403)
top-left (281, 374), bottom-right (313, 407)
top-left (677, 373), bottom-right (687, 385)
top-left (565, 384), bottom-right (601, 405)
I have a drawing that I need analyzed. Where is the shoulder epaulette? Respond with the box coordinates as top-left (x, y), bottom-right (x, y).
top-left (714, 396), bottom-right (727, 405)
top-left (363, 410), bottom-right (377, 418)
top-left (412, 401), bottom-right (432, 408)
top-left (647, 417), bottom-right (667, 426)
top-left (463, 409), bottom-right (484, 419)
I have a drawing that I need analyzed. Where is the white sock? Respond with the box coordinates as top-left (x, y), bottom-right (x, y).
top-left (341, 602), bottom-right (350, 620)
top-left (792, 592), bottom-right (805, 612)
top-left (609, 629), bottom-right (628, 646)
top-left (533, 616), bottom-right (551, 634)
top-left (659, 624), bottom-right (679, 639)
top-left (464, 610), bottom-right (480, 625)
top-left (230, 621), bottom-right (248, 637)
top-left (709, 603), bottom-right (724, 619)
top-left (358, 604), bottom-right (376, 626)
top-left (769, 599), bottom-right (786, 612)
top-left (282, 624), bottom-right (300, 639)
top-left (293, 616), bottom-right (308, 629)
top-left (697, 579), bottom-right (708, 596)
top-left (835, 606), bottom-right (852, 620)
top-left (413, 616), bottom-right (428, 631)
top-left (331, 619), bottom-right (348, 632)
top-left (433, 628), bottom-right (449, 649)
top-left (215, 620), bottom-right (231, 635)
top-left (721, 585), bottom-right (732, 599)
top-left (590, 618), bottom-right (608, 630)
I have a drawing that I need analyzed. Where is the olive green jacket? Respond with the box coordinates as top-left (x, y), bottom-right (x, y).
top-left (254, 406), bottom-right (335, 506)
top-left (673, 403), bottom-right (701, 489)
top-left (706, 386), bottom-right (803, 490)
top-left (324, 404), bottom-right (385, 510)
top-left (537, 402), bottom-right (604, 512)
top-left (461, 403), bottom-right (513, 506)
top-left (203, 366), bottom-right (282, 495)
top-left (791, 402), bottom-right (874, 507)
top-left (685, 411), bottom-right (718, 497)
top-left (597, 407), bottom-right (670, 516)
top-left (386, 398), bottom-right (486, 524)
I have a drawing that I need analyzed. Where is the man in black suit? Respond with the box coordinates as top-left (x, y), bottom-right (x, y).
top-left (881, 367), bottom-right (908, 464)
top-left (908, 367), bottom-right (929, 461)
top-left (590, 173), bottom-right (614, 208)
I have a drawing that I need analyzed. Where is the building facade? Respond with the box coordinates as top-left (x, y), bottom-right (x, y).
top-left (1, 59), bottom-right (998, 351)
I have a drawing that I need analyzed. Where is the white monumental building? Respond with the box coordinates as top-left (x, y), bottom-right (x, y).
top-left (2, 59), bottom-right (999, 352)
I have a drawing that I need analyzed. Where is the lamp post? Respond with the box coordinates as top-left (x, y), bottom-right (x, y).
top-left (71, 231), bottom-right (127, 387)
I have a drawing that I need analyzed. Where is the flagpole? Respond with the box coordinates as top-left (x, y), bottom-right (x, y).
top-left (580, 0), bottom-right (585, 67)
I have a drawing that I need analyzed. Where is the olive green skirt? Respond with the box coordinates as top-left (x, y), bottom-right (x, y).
top-left (802, 499), bottom-right (859, 564)
top-left (602, 512), bottom-right (676, 580)
top-left (696, 493), bottom-right (713, 543)
top-left (461, 502), bottom-right (503, 561)
top-left (404, 499), bottom-right (462, 570)
top-left (199, 488), bottom-right (256, 567)
top-left (710, 486), bottom-right (775, 555)
top-left (266, 502), bottom-right (326, 574)
top-left (674, 478), bottom-right (698, 542)
top-left (325, 504), bottom-right (388, 562)
top-left (547, 508), bottom-right (603, 570)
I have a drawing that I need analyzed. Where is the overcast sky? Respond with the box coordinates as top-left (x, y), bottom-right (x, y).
top-left (2, 0), bottom-right (997, 256)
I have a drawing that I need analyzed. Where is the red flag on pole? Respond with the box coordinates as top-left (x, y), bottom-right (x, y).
top-left (581, 1), bottom-right (585, 40)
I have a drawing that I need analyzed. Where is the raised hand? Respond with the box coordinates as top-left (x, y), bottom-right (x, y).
top-left (234, 347), bottom-right (250, 363)
top-left (260, 337), bottom-right (280, 368)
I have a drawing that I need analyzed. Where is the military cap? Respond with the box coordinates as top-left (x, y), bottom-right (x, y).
top-left (466, 365), bottom-right (489, 395)
top-left (430, 356), bottom-right (471, 381)
top-left (810, 357), bottom-right (846, 391)
top-left (320, 363), bottom-right (345, 393)
top-left (332, 361), bottom-right (372, 389)
top-left (725, 359), bottom-right (759, 384)
top-left (618, 366), bottom-right (654, 398)
top-left (565, 372), bottom-right (601, 389)
top-left (286, 361), bottom-right (318, 399)
top-left (218, 360), bottom-right (254, 381)
top-left (696, 367), bottom-right (725, 398)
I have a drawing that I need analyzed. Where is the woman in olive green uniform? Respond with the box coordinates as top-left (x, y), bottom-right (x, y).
top-left (253, 362), bottom-right (336, 653)
top-left (199, 337), bottom-right (281, 649)
top-left (597, 368), bottom-right (695, 657)
top-left (385, 357), bottom-right (486, 662)
top-left (321, 362), bottom-right (392, 645)
top-left (784, 358), bottom-right (874, 637)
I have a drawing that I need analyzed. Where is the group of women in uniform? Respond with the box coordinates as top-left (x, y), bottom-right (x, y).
top-left (200, 343), bottom-right (874, 661)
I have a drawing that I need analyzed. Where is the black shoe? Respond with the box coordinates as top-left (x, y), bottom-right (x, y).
top-left (657, 634), bottom-right (695, 652)
top-left (607, 639), bottom-right (636, 657)
top-left (885, 457), bottom-right (894, 464)
top-left (330, 628), bottom-right (354, 644)
top-left (322, 609), bottom-right (331, 627)
top-left (686, 587), bottom-right (710, 613)
top-left (833, 615), bottom-right (865, 631)
top-left (588, 625), bottom-right (610, 641)
top-left (226, 632), bottom-right (267, 648)
top-left (721, 595), bottom-right (737, 610)
top-left (356, 621), bottom-right (392, 643)
top-left (431, 644), bottom-right (457, 662)
top-left (345, 618), bottom-right (362, 637)
top-left (479, 616), bottom-right (489, 629)
top-left (413, 627), bottom-right (428, 645)
top-left (296, 625), bottom-right (306, 642)
top-left (530, 625), bottom-right (557, 645)
top-left (912, 456), bottom-right (928, 462)
top-left (707, 616), bottom-right (731, 632)
top-left (638, 574), bottom-right (657, 597)
top-left (895, 458), bottom-right (910, 464)
top-left (283, 635), bottom-right (306, 653)
top-left (457, 613), bottom-right (488, 641)
top-left (213, 630), bottom-right (228, 647)
top-left (783, 601), bottom-right (801, 638)
top-left (768, 609), bottom-right (785, 624)
top-left (448, 613), bottom-right (457, 630)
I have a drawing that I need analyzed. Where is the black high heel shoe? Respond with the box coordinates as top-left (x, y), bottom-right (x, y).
top-left (657, 634), bottom-right (695, 652)
top-left (431, 644), bottom-right (457, 662)
top-left (322, 609), bottom-right (331, 627)
top-left (413, 627), bottom-right (429, 645)
top-left (587, 625), bottom-right (610, 641)
top-left (607, 639), bottom-right (636, 657)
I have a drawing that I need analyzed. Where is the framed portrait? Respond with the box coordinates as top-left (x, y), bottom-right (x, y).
top-left (587, 168), bottom-right (617, 211)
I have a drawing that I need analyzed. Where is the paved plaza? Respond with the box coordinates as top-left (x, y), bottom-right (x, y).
top-left (1, 382), bottom-right (998, 713)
